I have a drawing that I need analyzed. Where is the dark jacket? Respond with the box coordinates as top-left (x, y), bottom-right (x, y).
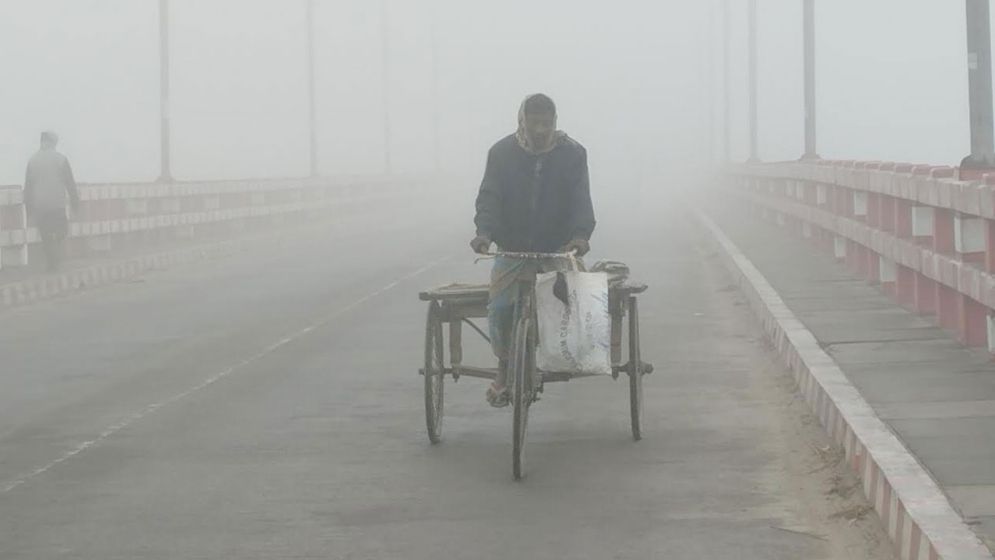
top-left (24, 149), bottom-right (79, 214)
top-left (474, 134), bottom-right (595, 253)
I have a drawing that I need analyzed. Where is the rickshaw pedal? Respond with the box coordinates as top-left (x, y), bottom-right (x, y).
top-left (618, 361), bottom-right (655, 375)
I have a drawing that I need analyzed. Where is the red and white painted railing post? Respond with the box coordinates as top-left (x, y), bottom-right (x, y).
top-left (889, 167), bottom-right (917, 307)
top-left (0, 177), bottom-right (423, 273)
top-left (729, 159), bottom-right (995, 356)
top-left (0, 188), bottom-right (30, 269)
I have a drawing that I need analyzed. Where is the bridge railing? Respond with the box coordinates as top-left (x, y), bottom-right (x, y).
top-left (0, 177), bottom-right (425, 271)
top-left (727, 160), bottom-right (995, 354)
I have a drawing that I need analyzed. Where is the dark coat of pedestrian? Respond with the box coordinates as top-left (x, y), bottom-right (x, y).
top-left (24, 131), bottom-right (79, 272)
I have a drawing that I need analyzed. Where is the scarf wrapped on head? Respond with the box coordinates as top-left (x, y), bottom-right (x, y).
top-left (515, 94), bottom-right (567, 155)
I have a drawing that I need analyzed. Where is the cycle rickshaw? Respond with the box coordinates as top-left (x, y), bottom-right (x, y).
top-left (418, 251), bottom-right (652, 479)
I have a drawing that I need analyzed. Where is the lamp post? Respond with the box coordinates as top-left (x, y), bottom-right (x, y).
top-left (747, 0), bottom-right (759, 162)
top-left (307, 0), bottom-right (318, 177)
top-left (380, 0), bottom-right (393, 174)
top-left (962, 0), bottom-right (995, 177)
top-left (802, 0), bottom-right (819, 160)
top-left (158, 0), bottom-right (173, 182)
top-left (722, 0), bottom-right (732, 163)
top-left (429, 0), bottom-right (441, 173)
top-left (707, 0), bottom-right (716, 163)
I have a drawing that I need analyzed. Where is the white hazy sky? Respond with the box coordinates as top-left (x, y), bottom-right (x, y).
top-left (0, 0), bottom-right (987, 187)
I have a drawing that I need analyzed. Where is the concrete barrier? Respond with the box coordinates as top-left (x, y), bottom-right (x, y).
top-left (0, 176), bottom-right (431, 271)
top-left (728, 161), bottom-right (995, 355)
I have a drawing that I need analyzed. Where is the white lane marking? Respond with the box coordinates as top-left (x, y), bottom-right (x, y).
top-left (1, 256), bottom-right (451, 494)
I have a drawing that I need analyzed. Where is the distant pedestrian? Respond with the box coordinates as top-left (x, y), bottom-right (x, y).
top-left (24, 131), bottom-right (80, 272)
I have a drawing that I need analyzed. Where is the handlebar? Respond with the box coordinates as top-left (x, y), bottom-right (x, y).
top-left (480, 250), bottom-right (577, 259)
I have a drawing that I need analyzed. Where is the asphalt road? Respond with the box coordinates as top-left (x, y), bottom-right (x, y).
top-left (0, 197), bottom-right (893, 559)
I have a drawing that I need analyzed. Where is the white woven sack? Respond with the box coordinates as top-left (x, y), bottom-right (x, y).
top-left (535, 270), bottom-right (612, 375)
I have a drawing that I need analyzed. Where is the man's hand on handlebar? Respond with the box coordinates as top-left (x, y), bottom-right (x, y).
top-left (471, 236), bottom-right (588, 258)
top-left (470, 235), bottom-right (492, 254)
top-left (559, 238), bottom-right (590, 257)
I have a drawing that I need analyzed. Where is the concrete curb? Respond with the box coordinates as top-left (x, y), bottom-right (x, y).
top-left (696, 209), bottom-right (993, 560)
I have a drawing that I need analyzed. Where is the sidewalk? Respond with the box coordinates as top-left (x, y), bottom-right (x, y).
top-left (710, 206), bottom-right (995, 552)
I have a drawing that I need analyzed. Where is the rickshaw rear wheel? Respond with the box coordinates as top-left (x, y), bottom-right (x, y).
top-left (424, 302), bottom-right (445, 444)
top-left (628, 296), bottom-right (644, 441)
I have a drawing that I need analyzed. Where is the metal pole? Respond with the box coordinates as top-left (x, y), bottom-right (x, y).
top-left (964, 0), bottom-right (995, 170)
top-left (307, 0), bottom-right (318, 177)
top-left (802, 0), bottom-right (819, 160)
top-left (380, 0), bottom-right (393, 175)
top-left (429, 0), bottom-right (441, 174)
top-left (747, 0), bottom-right (759, 162)
top-left (707, 0), bottom-right (716, 163)
top-left (722, 0), bottom-right (731, 163)
top-left (158, 0), bottom-right (173, 182)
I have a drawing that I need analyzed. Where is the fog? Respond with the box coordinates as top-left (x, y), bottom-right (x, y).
top-left (0, 1), bottom-right (986, 189)
top-left (5, 5), bottom-right (995, 554)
